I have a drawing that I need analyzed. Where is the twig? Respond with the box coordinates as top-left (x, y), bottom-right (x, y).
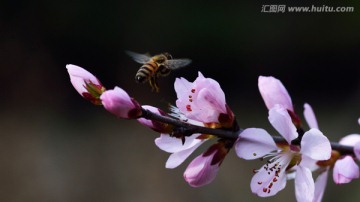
top-left (141, 108), bottom-right (355, 156)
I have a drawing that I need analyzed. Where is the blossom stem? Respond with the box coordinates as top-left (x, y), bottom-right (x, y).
top-left (141, 108), bottom-right (241, 139)
top-left (141, 107), bottom-right (355, 156)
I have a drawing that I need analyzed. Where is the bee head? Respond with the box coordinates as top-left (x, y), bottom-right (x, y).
top-left (135, 75), bottom-right (147, 83)
top-left (163, 52), bottom-right (173, 60)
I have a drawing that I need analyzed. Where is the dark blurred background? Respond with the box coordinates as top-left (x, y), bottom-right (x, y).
top-left (0, 0), bottom-right (359, 201)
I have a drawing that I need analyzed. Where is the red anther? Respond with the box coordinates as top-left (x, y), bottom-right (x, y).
top-left (186, 105), bottom-right (192, 111)
top-left (268, 183), bottom-right (273, 189)
top-left (191, 88), bottom-right (195, 93)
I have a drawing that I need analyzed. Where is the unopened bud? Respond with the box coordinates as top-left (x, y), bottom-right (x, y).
top-left (100, 87), bottom-right (142, 119)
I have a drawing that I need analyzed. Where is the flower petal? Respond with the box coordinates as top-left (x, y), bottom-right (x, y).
top-left (333, 156), bottom-right (359, 184)
top-left (339, 134), bottom-right (360, 147)
top-left (165, 141), bottom-right (203, 169)
top-left (251, 152), bottom-right (292, 197)
top-left (355, 141), bottom-right (360, 161)
top-left (258, 76), bottom-right (293, 111)
top-left (298, 155), bottom-right (319, 172)
top-left (183, 150), bottom-right (220, 187)
top-left (155, 134), bottom-right (203, 153)
top-left (66, 64), bottom-right (105, 104)
top-left (295, 166), bottom-right (315, 202)
top-left (174, 77), bottom-right (192, 101)
top-left (300, 129), bottom-right (331, 161)
top-left (66, 64), bottom-right (101, 95)
top-left (235, 128), bottom-right (277, 160)
top-left (268, 104), bottom-right (298, 144)
top-left (313, 170), bottom-right (328, 202)
top-left (175, 72), bottom-right (228, 123)
top-left (196, 88), bottom-right (226, 120)
top-left (303, 103), bottom-right (319, 129)
top-left (196, 77), bottom-right (226, 113)
top-left (251, 164), bottom-right (287, 197)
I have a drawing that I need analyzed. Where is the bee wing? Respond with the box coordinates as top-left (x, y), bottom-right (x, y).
top-left (165, 59), bottom-right (192, 70)
top-left (125, 50), bottom-right (151, 64)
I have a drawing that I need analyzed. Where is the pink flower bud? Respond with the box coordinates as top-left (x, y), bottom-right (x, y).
top-left (333, 156), bottom-right (359, 184)
top-left (183, 142), bottom-right (227, 187)
top-left (183, 152), bottom-right (220, 187)
top-left (66, 64), bottom-right (105, 105)
top-left (137, 105), bottom-right (172, 133)
top-left (258, 76), bottom-right (293, 111)
top-left (100, 87), bottom-right (141, 119)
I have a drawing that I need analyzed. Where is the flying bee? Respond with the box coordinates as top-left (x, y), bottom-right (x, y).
top-left (126, 51), bottom-right (191, 92)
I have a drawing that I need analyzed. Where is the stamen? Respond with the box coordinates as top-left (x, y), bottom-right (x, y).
top-left (253, 153), bottom-right (257, 156)
top-left (255, 151), bottom-right (294, 196)
top-left (186, 105), bottom-right (192, 112)
top-left (268, 183), bottom-right (273, 189)
top-left (191, 88), bottom-right (195, 93)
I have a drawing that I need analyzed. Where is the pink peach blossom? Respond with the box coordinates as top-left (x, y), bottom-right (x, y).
top-left (66, 64), bottom-right (105, 105)
top-left (174, 72), bottom-right (232, 125)
top-left (235, 104), bottom-right (331, 201)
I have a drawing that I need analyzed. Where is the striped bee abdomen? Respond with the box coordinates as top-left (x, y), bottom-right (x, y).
top-left (135, 61), bottom-right (159, 83)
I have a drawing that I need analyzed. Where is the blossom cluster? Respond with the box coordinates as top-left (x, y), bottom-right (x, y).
top-left (67, 64), bottom-right (360, 202)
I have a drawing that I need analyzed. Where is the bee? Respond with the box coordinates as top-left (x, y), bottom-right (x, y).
top-left (126, 51), bottom-right (191, 92)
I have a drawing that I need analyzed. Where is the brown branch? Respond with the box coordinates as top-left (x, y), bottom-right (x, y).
top-left (141, 108), bottom-right (355, 156)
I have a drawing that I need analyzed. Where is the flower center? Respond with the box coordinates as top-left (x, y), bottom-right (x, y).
top-left (260, 160), bottom-right (282, 194)
top-left (254, 151), bottom-right (294, 194)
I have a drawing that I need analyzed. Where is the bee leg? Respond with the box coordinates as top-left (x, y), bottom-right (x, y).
top-left (153, 79), bottom-right (160, 92)
top-left (149, 76), bottom-right (160, 92)
top-left (149, 77), bottom-right (155, 91)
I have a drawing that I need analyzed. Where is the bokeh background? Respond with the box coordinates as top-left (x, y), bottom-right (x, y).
top-left (1, 0), bottom-right (359, 201)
